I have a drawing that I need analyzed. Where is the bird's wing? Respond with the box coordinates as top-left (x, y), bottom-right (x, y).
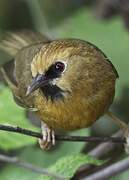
top-left (0, 30), bottom-right (49, 58)
top-left (85, 40), bottom-right (119, 78)
top-left (0, 30), bottom-right (50, 109)
top-left (0, 30), bottom-right (50, 87)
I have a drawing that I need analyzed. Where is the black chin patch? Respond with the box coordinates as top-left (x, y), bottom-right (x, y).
top-left (40, 84), bottom-right (64, 101)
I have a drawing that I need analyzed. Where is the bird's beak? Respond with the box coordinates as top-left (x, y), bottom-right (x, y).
top-left (26, 74), bottom-right (50, 96)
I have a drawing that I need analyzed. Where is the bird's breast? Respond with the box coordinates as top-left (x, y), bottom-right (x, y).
top-left (34, 87), bottom-right (114, 131)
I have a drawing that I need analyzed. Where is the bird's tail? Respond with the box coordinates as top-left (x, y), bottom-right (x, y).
top-left (107, 111), bottom-right (127, 129)
top-left (0, 30), bottom-right (49, 57)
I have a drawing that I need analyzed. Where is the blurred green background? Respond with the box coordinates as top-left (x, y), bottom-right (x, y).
top-left (0, 0), bottom-right (129, 179)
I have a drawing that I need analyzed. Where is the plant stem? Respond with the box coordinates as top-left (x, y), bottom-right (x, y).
top-left (84, 157), bottom-right (129, 180)
top-left (0, 154), bottom-right (65, 180)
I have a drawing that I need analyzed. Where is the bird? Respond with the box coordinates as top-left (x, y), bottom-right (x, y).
top-left (0, 30), bottom-right (126, 150)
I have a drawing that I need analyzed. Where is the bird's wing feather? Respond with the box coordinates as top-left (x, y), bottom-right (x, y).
top-left (0, 30), bottom-right (50, 109)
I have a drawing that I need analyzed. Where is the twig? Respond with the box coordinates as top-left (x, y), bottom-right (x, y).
top-left (0, 154), bottom-right (65, 180)
top-left (89, 130), bottom-right (124, 158)
top-left (0, 124), bottom-right (126, 143)
top-left (107, 111), bottom-right (127, 129)
top-left (83, 157), bottom-right (129, 180)
top-left (72, 130), bottom-right (124, 179)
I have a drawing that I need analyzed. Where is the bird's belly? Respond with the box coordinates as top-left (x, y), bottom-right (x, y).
top-left (40, 112), bottom-right (96, 131)
top-left (34, 95), bottom-right (108, 131)
top-left (36, 109), bottom-right (96, 131)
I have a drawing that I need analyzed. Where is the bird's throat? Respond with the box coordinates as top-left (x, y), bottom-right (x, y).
top-left (40, 84), bottom-right (64, 101)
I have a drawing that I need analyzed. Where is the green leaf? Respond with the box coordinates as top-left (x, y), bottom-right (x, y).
top-left (39, 154), bottom-right (103, 180)
top-left (0, 164), bottom-right (40, 180)
top-left (0, 85), bottom-right (38, 150)
top-left (0, 153), bottom-right (102, 180)
top-left (0, 147), bottom-right (94, 180)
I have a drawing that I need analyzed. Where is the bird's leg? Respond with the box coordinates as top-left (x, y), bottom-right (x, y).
top-left (38, 121), bottom-right (55, 150)
top-left (106, 111), bottom-right (127, 129)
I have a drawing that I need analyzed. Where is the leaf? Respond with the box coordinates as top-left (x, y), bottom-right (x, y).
top-left (0, 164), bottom-right (40, 180)
top-left (39, 154), bottom-right (103, 180)
top-left (0, 147), bottom-right (96, 180)
top-left (0, 84), bottom-right (38, 150)
top-left (0, 153), bottom-right (102, 180)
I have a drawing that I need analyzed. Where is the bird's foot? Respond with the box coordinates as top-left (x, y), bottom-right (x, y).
top-left (38, 122), bottom-right (55, 150)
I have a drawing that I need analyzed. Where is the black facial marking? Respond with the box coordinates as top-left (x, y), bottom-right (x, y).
top-left (40, 84), bottom-right (64, 101)
top-left (45, 62), bottom-right (65, 79)
top-left (39, 62), bottom-right (66, 101)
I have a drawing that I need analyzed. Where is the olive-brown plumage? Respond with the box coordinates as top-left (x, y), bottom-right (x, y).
top-left (29, 39), bottom-right (118, 130)
top-left (0, 31), bottom-right (118, 149)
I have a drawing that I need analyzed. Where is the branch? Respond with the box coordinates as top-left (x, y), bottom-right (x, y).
top-left (84, 157), bottom-right (129, 180)
top-left (89, 130), bottom-right (124, 158)
top-left (72, 130), bottom-right (124, 179)
top-left (0, 154), bottom-right (65, 180)
top-left (0, 124), bottom-right (126, 143)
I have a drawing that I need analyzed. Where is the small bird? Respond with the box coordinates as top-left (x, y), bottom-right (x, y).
top-left (0, 30), bottom-right (124, 150)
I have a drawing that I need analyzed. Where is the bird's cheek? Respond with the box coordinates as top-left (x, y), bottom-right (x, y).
top-left (51, 78), bottom-right (59, 85)
top-left (56, 80), bottom-right (72, 95)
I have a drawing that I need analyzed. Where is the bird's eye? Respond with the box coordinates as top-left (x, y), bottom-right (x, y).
top-left (55, 62), bottom-right (65, 72)
top-left (45, 61), bottom-right (66, 79)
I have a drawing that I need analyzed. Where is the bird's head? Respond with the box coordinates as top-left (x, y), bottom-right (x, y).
top-left (26, 39), bottom-right (117, 101)
top-left (26, 39), bottom-right (88, 101)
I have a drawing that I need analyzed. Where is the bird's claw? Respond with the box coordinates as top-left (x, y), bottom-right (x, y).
top-left (38, 124), bottom-right (55, 150)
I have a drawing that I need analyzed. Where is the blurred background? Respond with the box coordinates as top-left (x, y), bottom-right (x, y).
top-left (0, 0), bottom-right (129, 179)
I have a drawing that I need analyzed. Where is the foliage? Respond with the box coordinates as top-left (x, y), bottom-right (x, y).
top-left (39, 154), bottom-right (103, 180)
top-left (0, 153), bottom-right (103, 180)
top-left (0, 84), bottom-right (38, 150)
